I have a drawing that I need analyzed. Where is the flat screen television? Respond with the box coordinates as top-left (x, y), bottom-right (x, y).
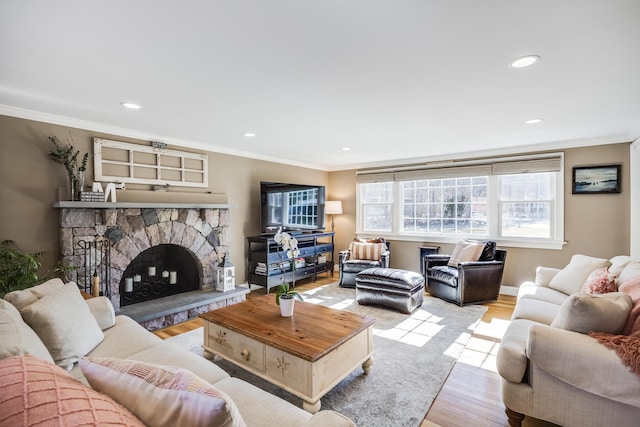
top-left (260, 181), bottom-right (326, 233)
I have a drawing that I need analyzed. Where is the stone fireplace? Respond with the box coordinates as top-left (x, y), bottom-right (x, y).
top-left (55, 202), bottom-right (248, 330)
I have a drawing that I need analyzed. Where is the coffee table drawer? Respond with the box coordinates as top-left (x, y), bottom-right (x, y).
top-left (265, 347), bottom-right (311, 396)
top-left (205, 323), bottom-right (266, 373)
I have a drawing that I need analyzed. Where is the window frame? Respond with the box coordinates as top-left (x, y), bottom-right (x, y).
top-left (356, 154), bottom-right (565, 250)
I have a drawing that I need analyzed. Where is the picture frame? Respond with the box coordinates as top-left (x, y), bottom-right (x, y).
top-left (572, 164), bottom-right (621, 194)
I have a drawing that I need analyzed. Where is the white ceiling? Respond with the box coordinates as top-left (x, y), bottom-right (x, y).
top-left (2, 1), bottom-right (640, 171)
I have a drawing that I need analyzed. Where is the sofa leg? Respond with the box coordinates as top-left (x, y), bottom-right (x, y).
top-left (505, 407), bottom-right (524, 427)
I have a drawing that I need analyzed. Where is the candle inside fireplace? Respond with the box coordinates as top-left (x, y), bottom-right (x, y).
top-left (133, 274), bottom-right (141, 283)
top-left (148, 266), bottom-right (156, 276)
top-left (162, 270), bottom-right (169, 278)
top-left (169, 271), bottom-right (177, 284)
top-left (125, 277), bottom-right (133, 292)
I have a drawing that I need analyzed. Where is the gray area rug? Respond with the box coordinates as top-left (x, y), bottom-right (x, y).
top-left (167, 283), bottom-right (487, 427)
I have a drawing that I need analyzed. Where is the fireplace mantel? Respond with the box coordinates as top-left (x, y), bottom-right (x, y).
top-left (53, 201), bottom-right (237, 209)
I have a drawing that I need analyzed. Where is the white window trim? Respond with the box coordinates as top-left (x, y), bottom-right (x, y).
top-left (356, 153), bottom-right (566, 250)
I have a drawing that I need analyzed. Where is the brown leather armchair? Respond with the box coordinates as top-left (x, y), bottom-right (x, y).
top-left (338, 238), bottom-right (390, 288)
top-left (425, 241), bottom-right (506, 306)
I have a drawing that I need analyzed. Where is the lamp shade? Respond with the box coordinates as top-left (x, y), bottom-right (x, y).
top-left (325, 200), bottom-right (343, 215)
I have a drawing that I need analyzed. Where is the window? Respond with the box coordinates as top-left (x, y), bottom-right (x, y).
top-left (499, 173), bottom-right (553, 239)
top-left (402, 177), bottom-right (488, 235)
top-left (360, 182), bottom-right (393, 232)
top-left (356, 154), bottom-right (564, 249)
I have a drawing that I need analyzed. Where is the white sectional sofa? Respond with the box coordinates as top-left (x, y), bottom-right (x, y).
top-left (496, 255), bottom-right (640, 427)
top-left (0, 278), bottom-right (355, 427)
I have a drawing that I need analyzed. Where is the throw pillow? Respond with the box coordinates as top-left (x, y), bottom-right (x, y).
top-left (447, 240), bottom-right (485, 267)
top-left (551, 292), bottom-right (633, 335)
top-left (79, 357), bottom-right (247, 427)
top-left (617, 261), bottom-right (640, 288)
top-left (0, 300), bottom-right (53, 363)
top-left (19, 282), bottom-right (104, 371)
top-left (581, 267), bottom-right (617, 294)
top-left (3, 277), bottom-right (65, 310)
top-left (478, 240), bottom-right (497, 261)
top-left (349, 241), bottom-right (387, 261)
top-left (618, 276), bottom-right (640, 337)
top-left (608, 256), bottom-right (635, 277)
top-left (548, 254), bottom-right (610, 295)
top-left (0, 355), bottom-right (144, 427)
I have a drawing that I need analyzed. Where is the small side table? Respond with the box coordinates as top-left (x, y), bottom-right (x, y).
top-left (419, 246), bottom-right (440, 276)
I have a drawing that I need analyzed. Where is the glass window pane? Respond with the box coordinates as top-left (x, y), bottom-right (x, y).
top-left (501, 202), bottom-right (551, 238)
top-left (363, 204), bottom-right (392, 231)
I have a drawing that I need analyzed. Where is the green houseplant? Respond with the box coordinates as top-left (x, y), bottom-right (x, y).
top-left (275, 282), bottom-right (303, 305)
top-left (48, 135), bottom-right (89, 200)
top-left (0, 240), bottom-right (78, 297)
top-left (0, 240), bottom-right (43, 297)
top-left (274, 229), bottom-right (304, 316)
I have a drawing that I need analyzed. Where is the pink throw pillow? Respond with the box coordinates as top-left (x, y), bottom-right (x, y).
top-left (581, 267), bottom-right (617, 294)
top-left (619, 276), bottom-right (640, 337)
top-left (0, 355), bottom-right (144, 427)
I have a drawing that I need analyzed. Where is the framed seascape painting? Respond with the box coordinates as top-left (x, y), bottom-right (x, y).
top-left (572, 164), bottom-right (621, 194)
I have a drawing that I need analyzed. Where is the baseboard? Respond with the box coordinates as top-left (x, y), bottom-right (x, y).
top-left (499, 285), bottom-right (519, 296)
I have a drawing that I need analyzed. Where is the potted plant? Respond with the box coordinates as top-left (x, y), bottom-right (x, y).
top-left (0, 240), bottom-right (42, 297)
top-left (275, 282), bottom-right (303, 317)
top-left (0, 240), bottom-right (78, 298)
top-left (274, 228), bottom-right (304, 316)
top-left (48, 135), bottom-right (89, 200)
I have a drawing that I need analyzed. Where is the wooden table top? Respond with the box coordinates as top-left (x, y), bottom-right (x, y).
top-left (200, 294), bottom-right (376, 362)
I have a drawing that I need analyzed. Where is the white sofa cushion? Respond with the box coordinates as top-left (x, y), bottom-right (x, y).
top-left (0, 299), bottom-right (53, 363)
top-left (511, 297), bottom-right (560, 325)
top-left (79, 357), bottom-right (247, 427)
top-left (618, 261), bottom-right (640, 287)
top-left (517, 281), bottom-right (568, 305)
top-left (548, 254), bottom-right (610, 295)
top-left (20, 282), bottom-right (104, 370)
top-left (551, 292), bottom-right (632, 335)
top-left (214, 377), bottom-right (315, 427)
top-left (85, 296), bottom-right (116, 330)
top-left (608, 256), bottom-right (635, 277)
top-left (3, 278), bottom-right (65, 310)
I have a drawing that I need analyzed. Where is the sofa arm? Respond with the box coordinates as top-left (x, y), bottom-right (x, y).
top-left (527, 324), bottom-right (640, 407)
top-left (534, 266), bottom-right (561, 287)
top-left (303, 410), bottom-right (356, 427)
top-left (85, 296), bottom-right (116, 330)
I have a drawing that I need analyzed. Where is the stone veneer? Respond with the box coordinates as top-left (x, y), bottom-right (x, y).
top-left (58, 206), bottom-right (231, 313)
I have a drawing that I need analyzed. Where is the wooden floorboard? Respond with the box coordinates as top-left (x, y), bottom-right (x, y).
top-left (153, 279), bottom-right (554, 427)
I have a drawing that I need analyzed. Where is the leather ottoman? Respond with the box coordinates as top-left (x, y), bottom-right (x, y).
top-left (355, 268), bottom-right (425, 314)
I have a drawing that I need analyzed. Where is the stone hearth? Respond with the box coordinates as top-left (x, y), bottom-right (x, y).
top-left (54, 202), bottom-right (246, 330)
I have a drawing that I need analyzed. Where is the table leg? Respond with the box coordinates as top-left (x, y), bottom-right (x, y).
top-left (303, 399), bottom-right (321, 414)
top-left (362, 356), bottom-right (373, 374)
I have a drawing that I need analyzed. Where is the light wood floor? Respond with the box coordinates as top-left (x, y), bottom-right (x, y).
top-left (153, 277), bottom-right (553, 427)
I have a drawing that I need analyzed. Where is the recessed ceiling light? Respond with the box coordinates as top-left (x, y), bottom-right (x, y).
top-left (243, 133), bottom-right (256, 138)
top-left (509, 55), bottom-right (540, 69)
top-left (120, 101), bottom-right (142, 110)
top-left (525, 118), bottom-right (543, 124)
top-left (342, 147), bottom-right (351, 151)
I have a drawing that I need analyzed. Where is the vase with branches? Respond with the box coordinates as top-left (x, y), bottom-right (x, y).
top-left (48, 136), bottom-right (88, 200)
